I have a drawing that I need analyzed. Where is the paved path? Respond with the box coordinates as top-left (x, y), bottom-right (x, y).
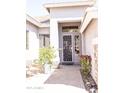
top-left (26, 64), bottom-right (88, 93)
top-left (45, 65), bottom-right (84, 88)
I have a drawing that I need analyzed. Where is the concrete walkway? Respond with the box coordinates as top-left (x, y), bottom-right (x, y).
top-left (45, 65), bottom-right (84, 88)
top-left (26, 64), bottom-right (88, 93)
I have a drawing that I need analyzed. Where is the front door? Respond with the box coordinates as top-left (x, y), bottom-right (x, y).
top-left (62, 33), bottom-right (81, 64)
top-left (63, 34), bottom-right (73, 62)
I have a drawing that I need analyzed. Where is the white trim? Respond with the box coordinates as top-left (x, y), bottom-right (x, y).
top-left (44, 1), bottom-right (94, 12)
top-left (26, 14), bottom-right (41, 27)
top-left (54, 17), bottom-right (82, 23)
top-left (26, 14), bottom-right (50, 28)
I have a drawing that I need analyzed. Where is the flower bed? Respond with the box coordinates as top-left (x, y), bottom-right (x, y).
top-left (80, 55), bottom-right (97, 93)
top-left (80, 55), bottom-right (91, 76)
top-left (80, 69), bottom-right (97, 91)
top-left (26, 60), bottom-right (44, 78)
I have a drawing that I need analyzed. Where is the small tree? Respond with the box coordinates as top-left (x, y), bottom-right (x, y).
top-left (39, 46), bottom-right (56, 65)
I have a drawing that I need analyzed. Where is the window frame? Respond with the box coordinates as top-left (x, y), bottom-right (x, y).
top-left (39, 34), bottom-right (50, 47)
top-left (26, 30), bottom-right (29, 50)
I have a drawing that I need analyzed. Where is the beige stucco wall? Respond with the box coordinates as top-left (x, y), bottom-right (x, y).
top-left (38, 27), bottom-right (50, 34)
top-left (83, 19), bottom-right (98, 84)
top-left (50, 6), bottom-right (87, 18)
top-left (84, 19), bottom-right (97, 54)
top-left (26, 21), bottom-right (39, 65)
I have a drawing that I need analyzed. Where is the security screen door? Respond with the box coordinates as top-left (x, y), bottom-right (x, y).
top-left (63, 35), bottom-right (72, 61)
top-left (62, 26), bottom-right (80, 63)
top-left (62, 33), bottom-right (81, 63)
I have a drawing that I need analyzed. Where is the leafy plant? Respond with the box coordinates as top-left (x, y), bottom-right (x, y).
top-left (80, 55), bottom-right (91, 76)
top-left (39, 46), bottom-right (56, 65)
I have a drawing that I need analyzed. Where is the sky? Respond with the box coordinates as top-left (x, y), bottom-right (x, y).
top-left (26, 0), bottom-right (83, 17)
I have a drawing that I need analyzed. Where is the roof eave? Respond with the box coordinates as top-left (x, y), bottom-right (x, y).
top-left (26, 14), bottom-right (41, 27)
top-left (80, 8), bottom-right (97, 33)
top-left (44, 1), bottom-right (94, 12)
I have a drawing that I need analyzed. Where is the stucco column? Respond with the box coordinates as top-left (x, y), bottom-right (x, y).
top-left (50, 19), bottom-right (60, 64)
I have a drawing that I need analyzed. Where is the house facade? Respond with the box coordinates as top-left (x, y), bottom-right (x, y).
top-left (26, 0), bottom-right (98, 84)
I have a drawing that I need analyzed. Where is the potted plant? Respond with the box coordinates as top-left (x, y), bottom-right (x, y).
top-left (39, 46), bottom-right (56, 73)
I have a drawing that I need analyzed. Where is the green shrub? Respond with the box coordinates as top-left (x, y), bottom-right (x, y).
top-left (80, 55), bottom-right (91, 76)
top-left (39, 46), bottom-right (56, 65)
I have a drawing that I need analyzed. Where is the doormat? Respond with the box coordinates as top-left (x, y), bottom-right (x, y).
top-left (61, 62), bottom-right (74, 65)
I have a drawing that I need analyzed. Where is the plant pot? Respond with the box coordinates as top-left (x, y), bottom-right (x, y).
top-left (51, 61), bottom-right (60, 69)
top-left (44, 64), bottom-right (51, 74)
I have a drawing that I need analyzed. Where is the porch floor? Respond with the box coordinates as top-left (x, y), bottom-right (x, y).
top-left (26, 64), bottom-right (88, 93)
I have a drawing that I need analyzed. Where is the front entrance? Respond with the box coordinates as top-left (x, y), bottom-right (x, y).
top-left (62, 32), bottom-right (81, 64)
top-left (63, 34), bottom-right (72, 62)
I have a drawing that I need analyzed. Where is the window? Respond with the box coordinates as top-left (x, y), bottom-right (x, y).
top-left (26, 30), bottom-right (29, 49)
top-left (62, 26), bottom-right (79, 32)
top-left (39, 34), bottom-right (50, 48)
top-left (74, 35), bottom-right (80, 54)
